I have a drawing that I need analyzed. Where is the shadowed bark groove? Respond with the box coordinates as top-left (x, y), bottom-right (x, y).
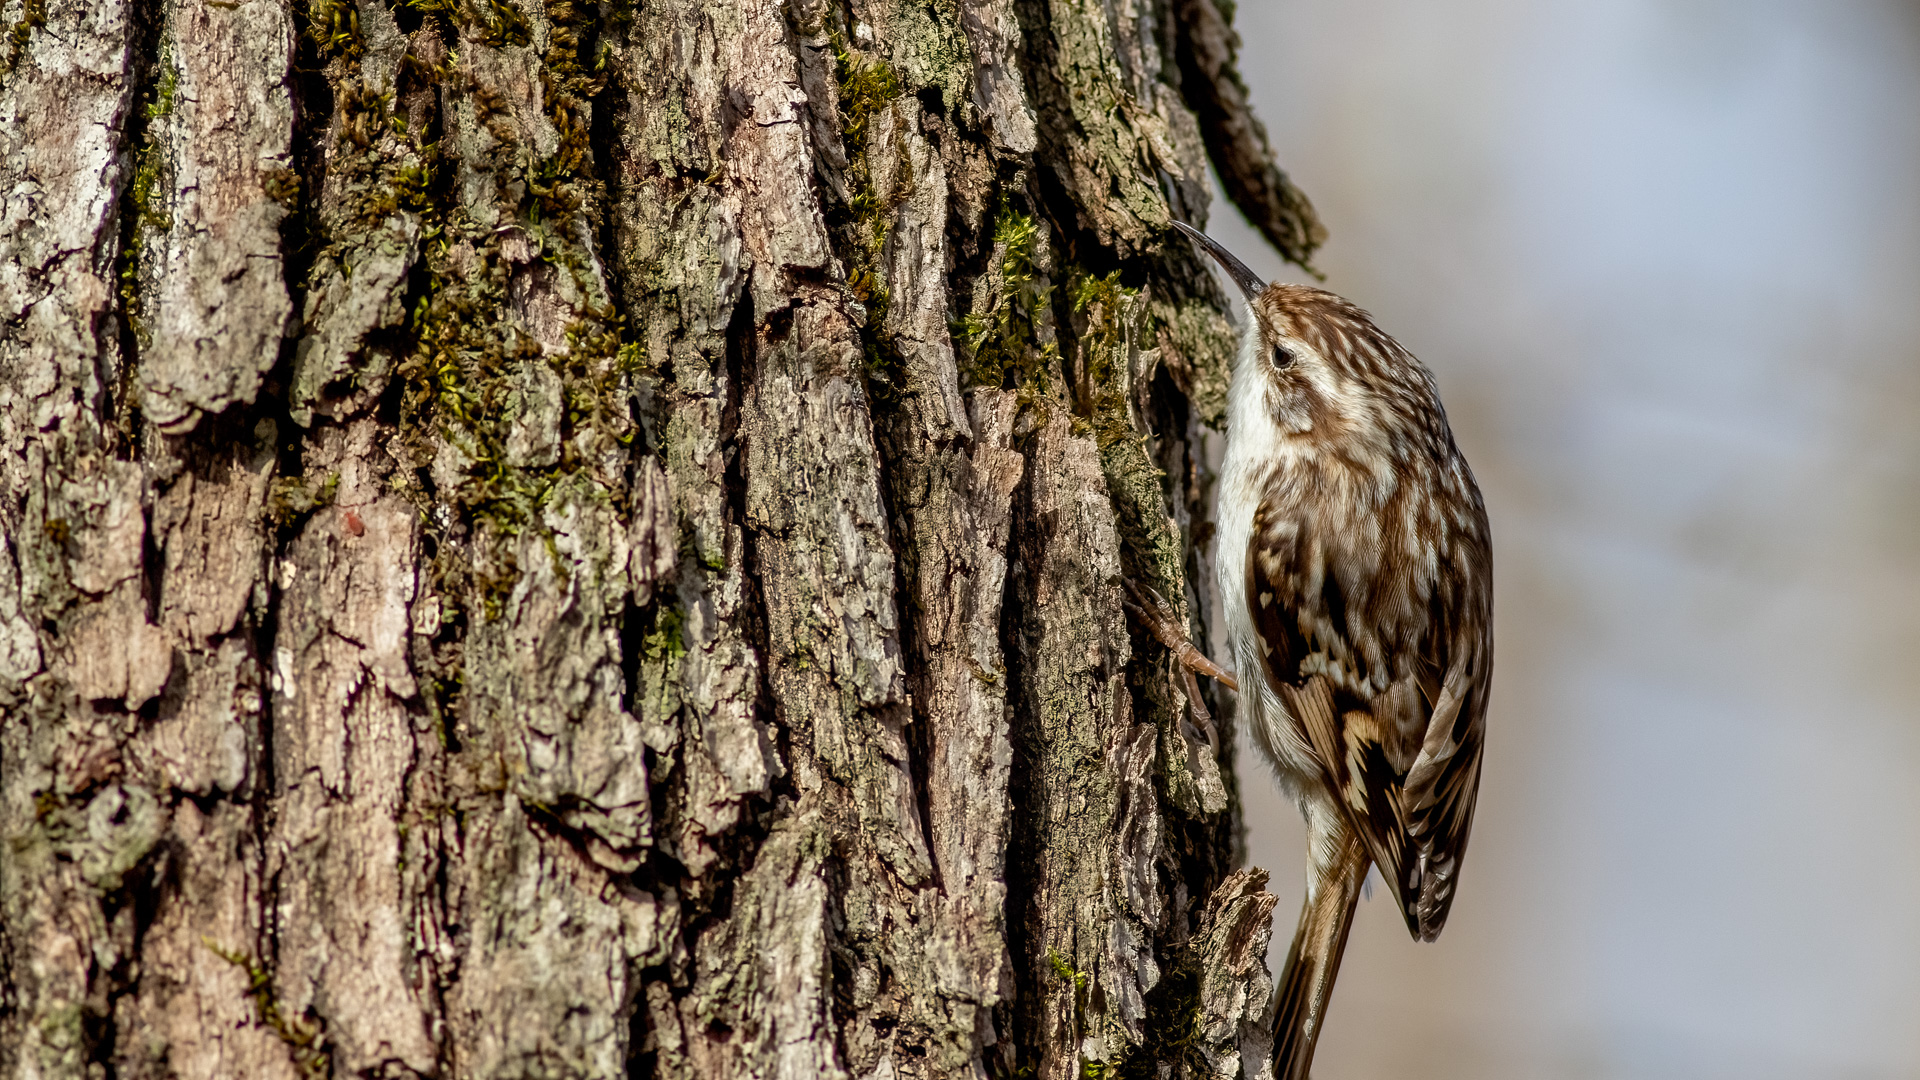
top-left (0, 0), bottom-right (1312, 1074)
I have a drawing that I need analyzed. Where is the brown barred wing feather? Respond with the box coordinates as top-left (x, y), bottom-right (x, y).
top-left (1400, 632), bottom-right (1489, 938)
top-left (1249, 492), bottom-right (1491, 943)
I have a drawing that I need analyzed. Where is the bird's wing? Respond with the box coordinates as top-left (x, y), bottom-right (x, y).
top-left (1249, 494), bottom-right (1491, 941)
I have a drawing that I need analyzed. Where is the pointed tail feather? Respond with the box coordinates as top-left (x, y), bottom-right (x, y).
top-left (1271, 823), bottom-right (1370, 1080)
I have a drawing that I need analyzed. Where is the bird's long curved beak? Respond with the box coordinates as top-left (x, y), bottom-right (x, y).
top-left (1171, 220), bottom-right (1266, 304)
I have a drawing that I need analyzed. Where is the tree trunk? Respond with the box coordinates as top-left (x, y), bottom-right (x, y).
top-left (0, 0), bottom-right (1321, 1072)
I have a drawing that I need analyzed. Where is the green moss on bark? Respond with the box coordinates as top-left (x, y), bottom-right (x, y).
top-left (205, 941), bottom-right (332, 1077)
top-left (956, 203), bottom-right (1057, 399)
top-left (0, 0), bottom-right (45, 76)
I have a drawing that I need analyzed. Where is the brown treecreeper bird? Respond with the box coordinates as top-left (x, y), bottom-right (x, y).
top-left (1130, 222), bottom-right (1493, 1079)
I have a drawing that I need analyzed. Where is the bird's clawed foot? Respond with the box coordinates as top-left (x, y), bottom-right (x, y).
top-left (1118, 579), bottom-right (1239, 690)
top-left (1118, 579), bottom-right (1239, 751)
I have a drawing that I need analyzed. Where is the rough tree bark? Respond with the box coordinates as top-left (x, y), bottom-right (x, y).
top-left (0, 0), bottom-right (1322, 1072)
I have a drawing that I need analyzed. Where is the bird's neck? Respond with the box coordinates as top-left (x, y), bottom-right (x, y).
top-left (1223, 330), bottom-right (1299, 482)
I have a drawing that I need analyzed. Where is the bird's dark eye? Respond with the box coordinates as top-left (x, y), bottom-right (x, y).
top-left (1271, 344), bottom-right (1295, 370)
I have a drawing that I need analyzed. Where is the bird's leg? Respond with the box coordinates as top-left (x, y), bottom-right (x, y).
top-left (1119, 577), bottom-right (1240, 755)
top-left (1121, 579), bottom-right (1233, 745)
top-left (1119, 579), bottom-right (1240, 692)
top-left (1180, 663), bottom-right (1219, 753)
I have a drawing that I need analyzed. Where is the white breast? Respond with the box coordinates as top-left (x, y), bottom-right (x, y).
top-left (1217, 330), bottom-right (1323, 799)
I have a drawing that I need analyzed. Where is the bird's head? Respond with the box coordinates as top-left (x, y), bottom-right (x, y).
top-left (1171, 221), bottom-right (1441, 447)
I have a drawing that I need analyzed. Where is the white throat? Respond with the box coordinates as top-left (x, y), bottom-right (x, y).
top-left (1217, 320), bottom-right (1281, 665)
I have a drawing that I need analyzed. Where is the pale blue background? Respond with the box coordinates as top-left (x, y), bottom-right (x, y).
top-left (1205, 3), bottom-right (1920, 1076)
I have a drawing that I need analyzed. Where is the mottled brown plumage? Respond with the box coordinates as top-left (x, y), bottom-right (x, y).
top-left (1148, 223), bottom-right (1493, 1080)
top-left (1240, 282), bottom-right (1492, 941)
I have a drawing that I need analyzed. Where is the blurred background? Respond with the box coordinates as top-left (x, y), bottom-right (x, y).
top-left (1201, 2), bottom-right (1920, 1077)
